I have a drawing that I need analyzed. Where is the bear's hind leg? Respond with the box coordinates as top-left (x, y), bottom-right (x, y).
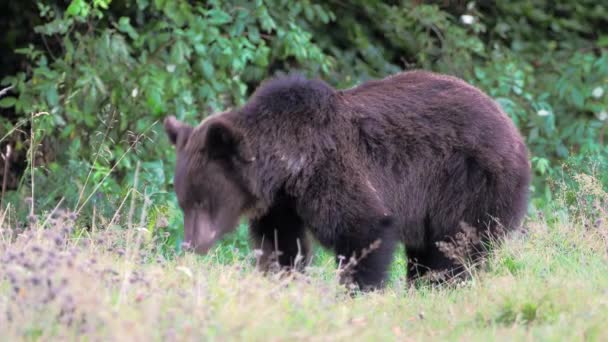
top-left (406, 241), bottom-right (476, 284)
top-left (249, 201), bottom-right (310, 272)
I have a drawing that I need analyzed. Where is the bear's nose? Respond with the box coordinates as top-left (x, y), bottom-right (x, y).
top-left (182, 237), bottom-right (215, 255)
top-left (191, 230), bottom-right (217, 255)
top-left (183, 209), bottom-right (219, 254)
top-left (181, 241), bottom-right (194, 251)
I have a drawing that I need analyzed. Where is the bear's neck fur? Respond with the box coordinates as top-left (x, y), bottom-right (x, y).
top-left (229, 74), bottom-right (346, 217)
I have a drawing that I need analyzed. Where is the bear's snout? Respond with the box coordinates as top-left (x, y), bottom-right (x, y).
top-left (183, 210), bottom-right (219, 255)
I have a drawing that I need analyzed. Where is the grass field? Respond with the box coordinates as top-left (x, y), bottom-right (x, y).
top-left (1, 175), bottom-right (608, 341)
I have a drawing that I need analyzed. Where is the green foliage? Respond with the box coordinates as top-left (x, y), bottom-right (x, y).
top-left (308, 1), bottom-right (608, 203)
top-left (1, 0), bottom-right (334, 247)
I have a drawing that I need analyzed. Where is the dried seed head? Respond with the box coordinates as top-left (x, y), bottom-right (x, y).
top-left (7, 272), bottom-right (17, 284)
top-left (30, 277), bottom-right (41, 286)
top-left (54, 236), bottom-right (64, 247)
top-left (27, 214), bottom-right (38, 225)
top-left (6, 252), bottom-right (16, 262)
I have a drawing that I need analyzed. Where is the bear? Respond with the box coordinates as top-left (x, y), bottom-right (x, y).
top-left (164, 70), bottom-right (531, 290)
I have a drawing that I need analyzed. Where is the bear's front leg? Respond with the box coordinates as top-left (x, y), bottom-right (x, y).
top-left (334, 227), bottom-right (397, 291)
top-left (249, 200), bottom-right (310, 272)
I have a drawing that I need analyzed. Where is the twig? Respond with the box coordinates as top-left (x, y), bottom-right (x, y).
top-left (127, 161), bottom-right (141, 230)
top-left (138, 187), bottom-right (149, 229)
top-left (0, 203), bottom-right (11, 237)
top-left (0, 85), bottom-right (14, 98)
top-left (30, 112), bottom-right (35, 216)
top-left (41, 35), bottom-right (57, 60)
top-left (1, 144), bottom-right (11, 210)
top-left (108, 189), bottom-right (132, 227)
top-left (337, 239), bottom-right (382, 288)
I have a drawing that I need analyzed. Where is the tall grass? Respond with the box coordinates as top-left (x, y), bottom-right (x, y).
top-left (1, 171), bottom-right (607, 341)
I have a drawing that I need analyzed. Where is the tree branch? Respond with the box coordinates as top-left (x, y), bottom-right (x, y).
top-left (0, 85), bottom-right (14, 98)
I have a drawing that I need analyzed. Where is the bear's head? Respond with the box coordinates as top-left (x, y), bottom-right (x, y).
top-left (164, 115), bottom-right (256, 254)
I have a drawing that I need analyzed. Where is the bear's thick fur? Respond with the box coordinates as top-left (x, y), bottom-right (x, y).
top-left (164, 70), bottom-right (531, 290)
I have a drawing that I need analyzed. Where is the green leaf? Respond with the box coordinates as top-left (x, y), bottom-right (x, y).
top-left (170, 40), bottom-right (191, 64)
top-left (147, 89), bottom-right (165, 115)
top-left (571, 87), bottom-right (585, 108)
top-left (230, 18), bottom-right (246, 37)
top-left (66, 0), bottom-right (82, 16)
top-left (46, 87), bottom-right (59, 107)
top-left (0, 97), bottom-right (16, 108)
top-left (93, 0), bottom-right (110, 10)
top-left (118, 17), bottom-right (139, 40)
top-left (207, 9), bottom-right (232, 25)
top-left (142, 160), bottom-right (166, 185)
top-left (66, 0), bottom-right (89, 18)
top-left (200, 60), bottom-right (214, 78)
top-left (248, 26), bottom-right (260, 43)
top-left (53, 112), bottom-right (66, 126)
top-left (556, 143), bottom-right (569, 158)
top-left (304, 6), bottom-right (314, 21)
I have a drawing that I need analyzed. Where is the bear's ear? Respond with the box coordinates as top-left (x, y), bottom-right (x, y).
top-left (205, 120), bottom-right (254, 163)
top-left (164, 116), bottom-right (191, 146)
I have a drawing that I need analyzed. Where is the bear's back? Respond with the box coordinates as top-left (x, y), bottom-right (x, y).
top-left (340, 70), bottom-right (526, 171)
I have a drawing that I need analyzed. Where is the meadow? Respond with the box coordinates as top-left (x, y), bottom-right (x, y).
top-left (1, 172), bottom-right (607, 341)
top-left (1, 1), bottom-right (607, 341)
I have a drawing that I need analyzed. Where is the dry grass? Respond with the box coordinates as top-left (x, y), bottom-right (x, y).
top-left (1, 178), bottom-right (608, 341)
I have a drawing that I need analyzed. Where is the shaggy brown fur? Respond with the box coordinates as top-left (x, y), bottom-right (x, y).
top-left (164, 70), bottom-right (531, 290)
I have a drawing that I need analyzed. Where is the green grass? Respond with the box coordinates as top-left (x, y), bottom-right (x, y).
top-left (2, 181), bottom-right (608, 341)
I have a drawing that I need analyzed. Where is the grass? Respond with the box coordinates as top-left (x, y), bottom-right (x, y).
top-left (1, 173), bottom-right (608, 341)
top-left (1, 209), bottom-right (607, 340)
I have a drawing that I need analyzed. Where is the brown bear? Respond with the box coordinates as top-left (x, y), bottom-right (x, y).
top-left (164, 70), bottom-right (531, 290)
